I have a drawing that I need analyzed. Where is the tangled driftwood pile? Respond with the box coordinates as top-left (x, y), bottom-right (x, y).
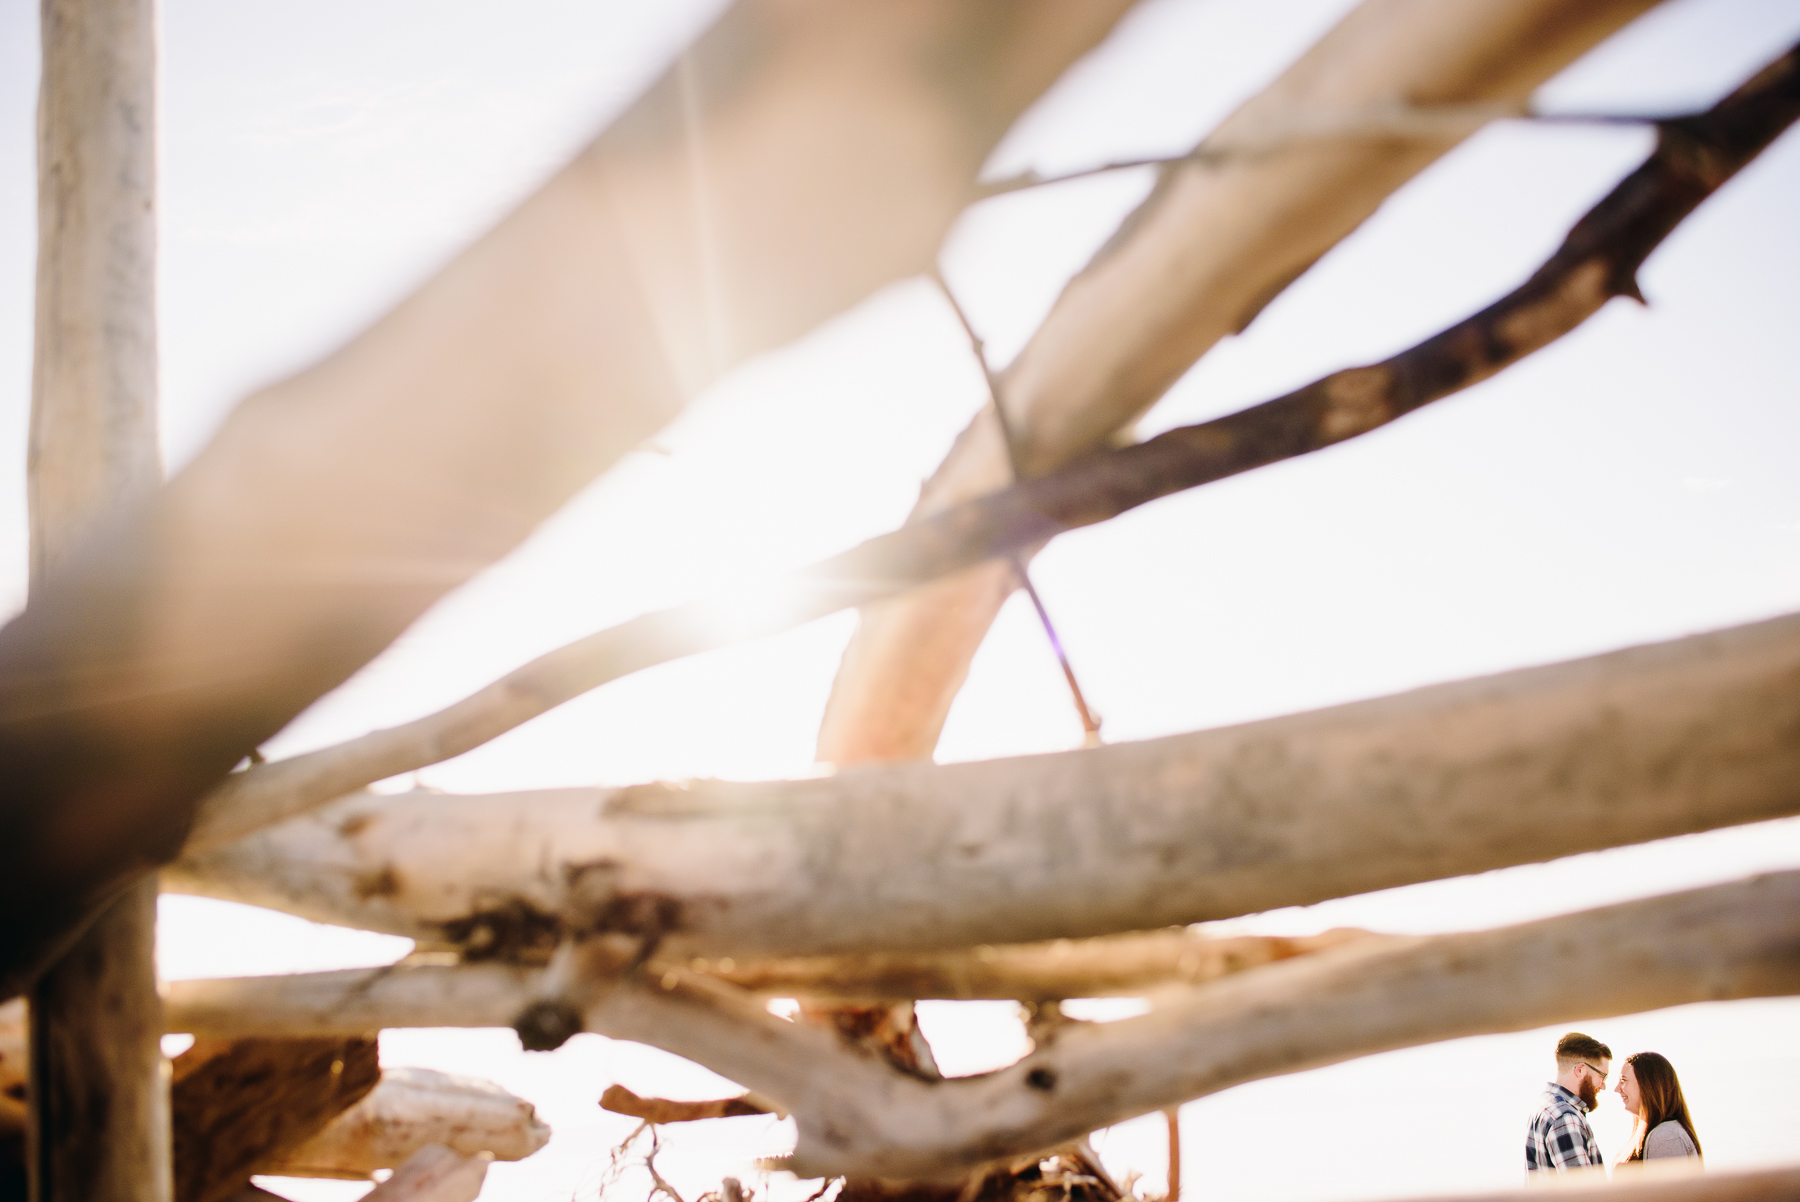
top-left (2, 1), bottom-right (1798, 1200)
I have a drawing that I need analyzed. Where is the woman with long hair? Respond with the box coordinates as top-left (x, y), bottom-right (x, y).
top-left (1615, 1052), bottom-right (1703, 1164)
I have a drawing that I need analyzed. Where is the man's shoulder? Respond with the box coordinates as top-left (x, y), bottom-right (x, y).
top-left (1531, 1085), bottom-right (1586, 1122)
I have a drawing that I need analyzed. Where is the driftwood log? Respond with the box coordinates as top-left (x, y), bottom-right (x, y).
top-left (816, 0), bottom-right (1663, 766)
top-left (160, 931), bottom-right (1381, 1039)
top-left (186, 38), bottom-right (1800, 857)
top-left (169, 611), bottom-right (1800, 957)
top-left (0, 0), bottom-right (1141, 999)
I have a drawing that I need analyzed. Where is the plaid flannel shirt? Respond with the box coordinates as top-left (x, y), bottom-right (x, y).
top-left (1526, 1083), bottom-right (1604, 1173)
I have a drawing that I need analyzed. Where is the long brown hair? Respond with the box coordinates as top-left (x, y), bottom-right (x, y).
top-left (1627, 1052), bottom-right (1702, 1161)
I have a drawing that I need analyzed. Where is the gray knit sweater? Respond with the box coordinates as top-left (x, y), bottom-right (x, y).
top-left (1644, 1121), bottom-right (1699, 1160)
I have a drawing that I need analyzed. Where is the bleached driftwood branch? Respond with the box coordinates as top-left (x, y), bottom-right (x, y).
top-left (168, 611), bottom-right (1800, 956)
top-left (161, 931), bottom-right (1383, 1039)
top-left (0, 0), bottom-right (1140, 996)
top-left (267, 1068), bottom-right (550, 1179)
top-left (688, 928), bottom-right (1375, 1000)
top-left (189, 38), bottom-right (1800, 853)
top-left (815, 0), bottom-right (1666, 765)
top-left (578, 874), bottom-right (1800, 1178)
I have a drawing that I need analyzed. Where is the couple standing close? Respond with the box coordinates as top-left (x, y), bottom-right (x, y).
top-left (1525, 1032), bottom-right (1702, 1176)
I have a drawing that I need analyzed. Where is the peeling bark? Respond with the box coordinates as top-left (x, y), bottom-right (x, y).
top-left (190, 39), bottom-right (1800, 851)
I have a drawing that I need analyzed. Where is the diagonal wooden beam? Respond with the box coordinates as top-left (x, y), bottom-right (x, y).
top-left (815, 0), bottom-right (1667, 766)
top-left (188, 36), bottom-right (1800, 856)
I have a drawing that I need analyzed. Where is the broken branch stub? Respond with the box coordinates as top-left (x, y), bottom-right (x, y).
top-left (187, 39), bottom-right (1800, 853)
top-left (168, 611), bottom-right (1800, 958)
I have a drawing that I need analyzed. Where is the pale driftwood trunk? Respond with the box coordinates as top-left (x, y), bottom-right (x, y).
top-left (266, 1068), bottom-right (550, 1178)
top-left (576, 875), bottom-right (1800, 1178)
top-left (168, 613), bottom-right (1800, 957)
top-left (26, 1), bottom-right (169, 1199)
top-left (0, 0), bottom-right (1141, 998)
top-left (815, 0), bottom-right (1665, 765)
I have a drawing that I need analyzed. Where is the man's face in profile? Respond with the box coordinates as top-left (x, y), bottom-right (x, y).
top-left (1576, 1061), bottom-right (1610, 1112)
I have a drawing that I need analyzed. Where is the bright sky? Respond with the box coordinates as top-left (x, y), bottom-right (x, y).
top-left (2, 2), bottom-right (1800, 1201)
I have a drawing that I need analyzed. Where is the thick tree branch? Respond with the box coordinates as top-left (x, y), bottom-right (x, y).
top-left (579, 875), bottom-right (1800, 1178)
top-left (192, 39), bottom-right (1800, 851)
top-left (158, 932), bottom-right (1385, 1039)
top-left (168, 611), bottom-right (1800, 957)
top-left (268, 1068), bottom-right (550, 1178)
top-left (816, 0), bottom-right (1668, 766)
top-left (600, 1085), bottom-right (770, 1124)
top-left (0, 0), bottom-right (1142, 998)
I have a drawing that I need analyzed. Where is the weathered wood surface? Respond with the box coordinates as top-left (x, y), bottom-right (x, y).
top-left (170, 612), bottom-right (1800, 957)
top-left (816, 0), bottom-right (1664, 766)
top-left (24, 0), bottom-right (169, 1198)
top-left (186, 38), bottom-right (1800, 857)
top-left (577, 874), bottom-right (1800, 1178)
top-left (359, 1144), bottom-right (492, 1202)
top-left (0, 0), bottom-right (1141, 998)
top-left (267, 1067), bottom-right (549, 1178)
top-left (171, 1037), bottom-right (379, 1202)
top-left (161, 931), bottom-right (1381, 1039)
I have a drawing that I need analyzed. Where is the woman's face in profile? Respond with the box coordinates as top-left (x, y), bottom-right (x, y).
top-left (1615, 1060), bottom-right (1642, 1117)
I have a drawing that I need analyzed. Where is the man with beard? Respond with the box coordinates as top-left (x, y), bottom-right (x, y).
top-left (1525, 1032), bottom-right (1612, 1175)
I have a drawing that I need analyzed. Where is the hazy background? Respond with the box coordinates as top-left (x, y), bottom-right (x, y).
top-left (2, 1), bottom-right (1798, 1199)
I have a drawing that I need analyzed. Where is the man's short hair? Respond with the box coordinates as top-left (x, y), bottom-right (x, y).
top-left (1555, 1032), bottom-right (1612, 1067)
